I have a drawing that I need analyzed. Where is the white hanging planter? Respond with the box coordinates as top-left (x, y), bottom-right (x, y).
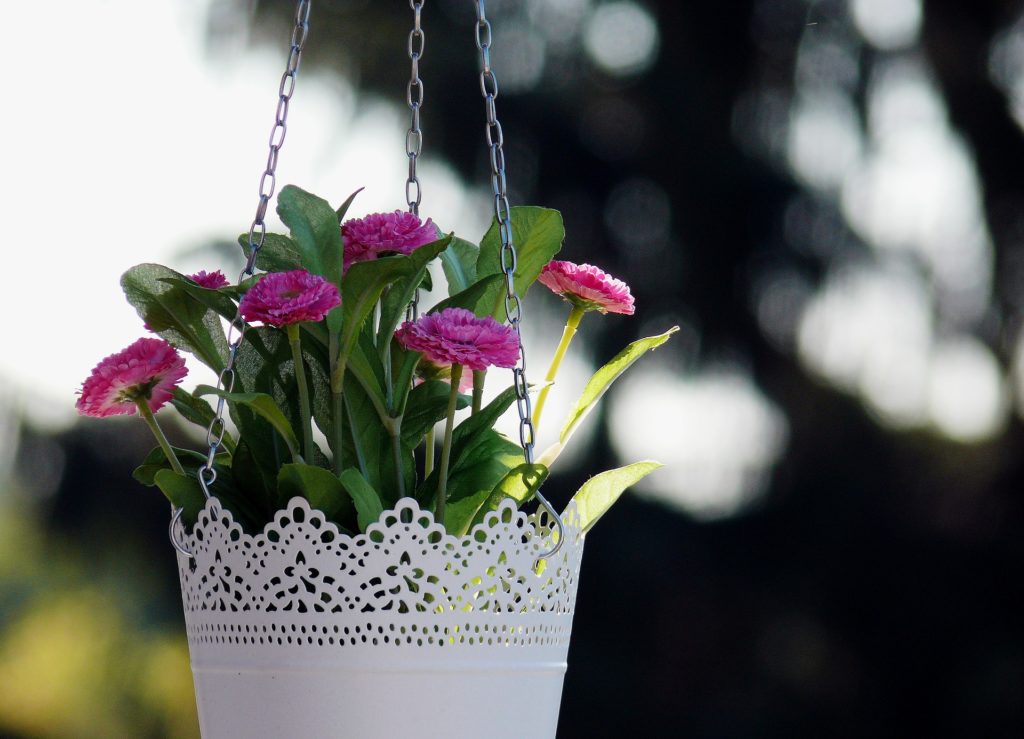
top-left (176, 496), bottom-right (585, 739)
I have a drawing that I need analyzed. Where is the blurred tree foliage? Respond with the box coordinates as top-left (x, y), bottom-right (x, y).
top-left (2, 1), bottom-right (1023, 737)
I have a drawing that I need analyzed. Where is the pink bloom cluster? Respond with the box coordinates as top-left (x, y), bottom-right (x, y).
top-left (538, 260), bottom-right (635, 315)
top-left (189, 270), bottom-right (229, 289)
top-left (342, 211), bottom-right (436, 271)
top-left (76, 338), bottom-right (188, 418)
top-left (239, 269), bottom-right (341, 327)
top-left (395, 307), bottom-right (519, 372)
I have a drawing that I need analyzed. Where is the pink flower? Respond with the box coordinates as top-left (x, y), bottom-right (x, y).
top-left (76, 338), bottom-right (188, 418)
top-left (395, 307), bottom-right (519, 372)
top-left (538, 260), bottom-right (635, 315)
top-left (239, 269), bottom-right (341, 327)
top-left (342, 211), bottom-right (437, 271)
top-left (189, 270), bottom-right (229, 289)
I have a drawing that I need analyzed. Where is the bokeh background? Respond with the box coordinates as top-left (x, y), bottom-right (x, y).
top-left (2, 0), bottom-right (1023, 736)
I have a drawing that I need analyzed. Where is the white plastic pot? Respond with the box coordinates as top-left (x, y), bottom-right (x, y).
top-left (176, 497), bottom-right (585, 739)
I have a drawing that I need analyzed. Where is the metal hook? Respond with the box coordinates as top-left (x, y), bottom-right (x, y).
top-left (532, 488), bottom-right (564, 565)
top-left (168, 506), bottom-right (193, 558)
top-left (165, 466), bottom-right (211, 557)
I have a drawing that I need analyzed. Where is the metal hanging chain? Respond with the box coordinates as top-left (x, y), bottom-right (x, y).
top-left (405, 0), bottom-right (425, 218)
top-left (406, 0), bottom-right (425, 322)
top-left (169, 0), bottom-right (312, 557)
top-left (474, 0), bottom-right (564, 559)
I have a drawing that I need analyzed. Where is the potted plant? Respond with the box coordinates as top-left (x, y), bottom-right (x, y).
top-left (76, 183), bottom-right (674, 737)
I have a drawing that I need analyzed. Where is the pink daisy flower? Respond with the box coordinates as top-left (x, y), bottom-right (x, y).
top-left (239, 269), bottom-right (341, 327)
top-left (188, 270), bottom-right (229, 289)
top-left (341, 211), bottom-right (437, 271)
top-left (395, 307), bottom-right (519, 372)
top-left (537, 260), bottom-right (635, 315)
top-left (76, 338), bottom-right (188, 418)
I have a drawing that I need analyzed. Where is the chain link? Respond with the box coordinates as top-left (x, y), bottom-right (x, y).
top-left (474, 1), bottom-right (533, 462)
top-left (405, 0), bottom-right (425, 322)
top-left (473, 0), bottom-right (563, 558)
top-left (169, 0), bottom-right (312, 557)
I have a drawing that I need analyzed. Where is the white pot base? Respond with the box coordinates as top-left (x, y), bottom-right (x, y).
top-left (177, 497), bottom-right (585, 739)
top-left (193, 663), bottom-right (566, 738)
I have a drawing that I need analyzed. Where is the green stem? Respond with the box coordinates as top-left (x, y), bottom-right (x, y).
top-left (472, 370), bottom-right (486, 415)
top-left (389, 417), bottom-right (406, 499)
top-left (384, 341), bottom-right (394, 410)
top-left (136, 400), bottom-right (186, 476)
top-left (287, 323), bottom-right (314, 462)
top-left (424, 425), bottom-right (435, 477)
top-left (329, 330), bottom-right (346, 474)
top-left (332, 389), bottom-right (345, 474)
top-left (344, 395), bottom-right (370, 479)
top-left (532, 305), bottom-right (584, 433)
top-left (436, 363), bottom-right (463, 528)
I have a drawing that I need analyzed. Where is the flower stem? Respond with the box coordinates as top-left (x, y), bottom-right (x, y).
top-left (136, 400), bottom-right (186, 476)
top-left (287, 323), bottom-right (314, 462)
top-left (472, 369), bottom-right (486, 415)
top-left (389, 417), bottom-right (406, 499)
top-left (332, 389), bottom-right (345, 474)
top-left (344, 395), bottom-right (370, 479)
top-left (532, 305), bottom-right (584, 432)
top-left (330, 331), bottom-right (344, 474)
top-left (436, 363), bottom-right (463, 527)
top-left (424, 426), bottom-right (435, 477)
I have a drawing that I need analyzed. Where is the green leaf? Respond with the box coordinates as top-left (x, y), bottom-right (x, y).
top-left (338, 468), bottom-right (385, 531)
top-left (301, 321), bottom-right (330, 348)
top-left (231, 439), bottom-right (277, 524)
top-left (468, 463), bottom-right (550, 530)
top-left (231, 329), bottom-right (294, 477)
top-left (335, 187), bottom-right (364, 222)
top-left (438, 431), bottom-right (523, 517)
top-left (159, 276), bottom-right (239, 323)
top-left (121, 264), bottom-right (227, 372)
top-left (540, 327), bottom-right (679, 467)
top-left (346, 337), bottom-right (390, 424)
top-left (429, 273), bottom-right (506, 317)
top-left (335, 255), bottom-right (413, 380)
top-left (340, 372), bottom-right (386, 490)
top-left (376, 236), bottom-right (452, 352)
top-left (340, 348), bottom-right (415, 506)
top-left (195, 385), bottom-right (302, 462)
top-left (139, 447), bottom-right (259, 530)
top-left (208, 459), bottom-right (263, 532)
top-left (445, 490), bottom-right (493, 537)
top-left (452, 385), bottom-right (517, 452)
top-left (571, 461), bottom-right (663, 533)
top-left (416, 383), bottom-right (523, 510)
top-left (169, 388), bottom-right (236, 454)
top-left (439, 236), bottom-right (480, 295)
top-left (476, 207), bottom-right (564, 319)
top-left (238, 232), bottom-right (304, 273)
top-left (154, 470), bottom-right (207, 527)
top-left (389, 344), bottom-right (421, 419)
top-left (132, 445), bottom-right (213, 486)
top-left (232, 326), bottom-right (332, 471)
top-left (278, 463), bottom-right (356, 531)
top-left (401, 380), bottom-right (470, 448)
top-left (219, 274), bottom-right (261, 300)
top-left (277, 185), bottom-right (344, 285)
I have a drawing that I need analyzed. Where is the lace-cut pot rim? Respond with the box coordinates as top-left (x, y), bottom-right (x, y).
top-left (177, 496), bottom-right (586, 624)
top-left (182, 495), bottom-right (581, 555)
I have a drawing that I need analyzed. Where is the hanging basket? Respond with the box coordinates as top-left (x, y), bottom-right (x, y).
top-left (176, 495), bottom-right (585, 738)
